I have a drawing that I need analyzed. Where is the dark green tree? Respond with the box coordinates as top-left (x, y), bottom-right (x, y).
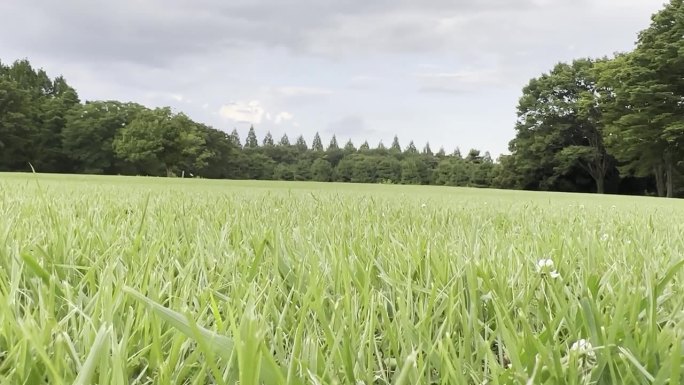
top-left (245, 126), bottom-right (259, 148)
top-left (262, 131), bottom-right (275, 147)
top-left (311, 158), bottom-right (333, 181)
top-left (312, 132), bottom-right (324, 152)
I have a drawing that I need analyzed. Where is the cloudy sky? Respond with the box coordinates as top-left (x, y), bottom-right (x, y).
top-left (0, 0), bottom-right (664, 157)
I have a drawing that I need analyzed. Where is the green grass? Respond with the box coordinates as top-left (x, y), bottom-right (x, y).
top-left (0, 172), bottom-right (683, 384)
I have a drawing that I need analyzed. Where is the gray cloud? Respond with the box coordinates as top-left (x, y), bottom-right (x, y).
top-left (0, 0), bottom-right (663, 157)
top-left (1, 0), bottom-right (585, 66)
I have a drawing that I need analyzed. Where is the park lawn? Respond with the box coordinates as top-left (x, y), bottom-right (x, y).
top-left (0, 172), bottom-right (682, 384)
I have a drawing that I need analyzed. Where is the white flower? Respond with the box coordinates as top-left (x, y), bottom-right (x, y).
top-left (570, 339), bottom-right (593, 355)
top-left (600, 233), bottom-right (609, 241)
top-left (421, 203), bottom-right (427, 208)
top-left (536, 259), bottom-right (561, 279)
top-left (568, 339), bottom-right (597, 371)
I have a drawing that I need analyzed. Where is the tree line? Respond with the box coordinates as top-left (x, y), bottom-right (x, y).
top-left (0, 0), bottom-right (682, 196)
top-left (0, 59), bottom-right (498, 186)
top-left (499, 0), bottom-right (683, 197)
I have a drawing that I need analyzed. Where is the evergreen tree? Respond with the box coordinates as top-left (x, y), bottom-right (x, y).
top-left (279, 134), bottom-right (290, 146)
top-left (312, 132), bottom-right (324, 152)
top-left (262, 131), bottom-right (274, 146)
top-left (327, 134), bottom-right (339, 151)
top-left (405, 141), bottom-right (418, 155)
top-left (343, 139), bottom-right (356, 152)
top-left (295, 135), bottom-right (308, 152)
top-left (390, 135), bottom-right (401, 153)
top-left (229, 129), bottom-right (242, 148)
top-left (245, 126), bottom-right (259, 148)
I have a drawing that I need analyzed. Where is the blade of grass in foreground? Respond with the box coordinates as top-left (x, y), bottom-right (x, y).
top-left (73, 323), bottom-right (111, 385)
top-left (122, 286), bottom-right (301, 385)
top-left (123, 286), bottom-right (234, 358)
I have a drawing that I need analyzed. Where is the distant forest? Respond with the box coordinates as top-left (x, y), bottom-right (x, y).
top-left (0, 0), bottom-right (682, 197)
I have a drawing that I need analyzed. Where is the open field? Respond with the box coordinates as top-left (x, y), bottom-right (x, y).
top-left (0, 172), bottom-right (683, 384)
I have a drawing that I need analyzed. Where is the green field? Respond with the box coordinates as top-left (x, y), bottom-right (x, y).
top-left (1, 173), bottom-right (683, 384)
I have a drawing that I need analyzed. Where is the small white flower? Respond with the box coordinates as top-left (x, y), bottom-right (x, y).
top-left (421, 203), bottom-right (427, 208)
top-left (570, 339), bottom-right (593, 354)
top-left (568, 338), bottom-right (597, 371)
top-left (600, 233), bottom-right (609, 241)
top-left (536, 259), bottom-right (560, 279)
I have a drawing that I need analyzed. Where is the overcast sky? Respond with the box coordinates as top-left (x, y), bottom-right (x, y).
top-left (0, 0), bottom-right (664, 157)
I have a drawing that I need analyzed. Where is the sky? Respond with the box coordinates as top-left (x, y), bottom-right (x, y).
top-left (0, 0), bottom-right (665, 158)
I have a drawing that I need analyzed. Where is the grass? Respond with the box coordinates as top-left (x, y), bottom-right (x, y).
top-left (0, 172), bottom-right (683, 384)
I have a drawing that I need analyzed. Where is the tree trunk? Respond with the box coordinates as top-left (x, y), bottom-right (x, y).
top-left (654, 165), bottom-right (666, 197)
top-left (596, 177), bottom-right (605, 194)
top-left (666, 161), bottom-right (674, 198)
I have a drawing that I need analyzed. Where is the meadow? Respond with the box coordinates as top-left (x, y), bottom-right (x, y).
top-left (0, 172), bottom-right (682, 385)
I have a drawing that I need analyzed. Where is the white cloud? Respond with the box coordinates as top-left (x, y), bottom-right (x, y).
top-left (275, 111), bottom-right (294, 124)
top-left (219, 100), bottom-right (265, 124)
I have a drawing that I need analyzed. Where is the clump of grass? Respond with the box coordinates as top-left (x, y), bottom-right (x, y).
top-left (0, 173), bottom-right (682, 384)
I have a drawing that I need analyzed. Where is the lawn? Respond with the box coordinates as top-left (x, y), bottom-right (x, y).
top-left (0, 172), bottom-right (682, 384)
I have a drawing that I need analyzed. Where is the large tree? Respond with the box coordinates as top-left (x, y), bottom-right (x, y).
top-left (113, 107), bottom-right (209, 176)
top-left (63, 101), bottom-right (144, 174)
top-left (597, 0), bottom-right (684, 197)
top-left (507, 59), bottom-right (614, 193)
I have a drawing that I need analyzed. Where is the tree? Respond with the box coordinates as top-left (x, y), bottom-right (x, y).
top-left (113, 107), bottom-right (209, 176)
top-left (311, 158), bottom-right (333, 181)
top-left (390, 135), bottom-right (401, 153)
top-left (377, 141), bottom-right (386, 151)
top-left (507, 59), bottom-right (615, 193)
top-left (327, 135), bottom-right (339, 151)
top-left (279, 134), bottom-right (290, 146)
top-left (229, 129), bottom-right (242, 148)
top-left (597, 0), bottom-right (684, 197)
top-left (422, 142), bottom-right (433, 156)
top-left (245, 126), bottom-right (259, 148)
top-left (359, 141), bottom-right (370, 152)
top-left (295, 135), bottom-right (308, 152)
top-left (200, 126), bottom-right (239, 179)
top-left (343, 139), bottom-right (356, 152)
top-left (273, 163), bottom-right (295, 180)
top-left (433, 159), bottom-right (453, 185)
top-left (311, 132), bottom-right (324, 152)
top-left (401, 158), bottom-right (421, 184)
top-left (0, 59), bottom-right (80, 173)
top-left (404, 141), bottom-right (418, 155)
top-left (63, 101), bottom-right (144, 174)
top-left (0, 78), bottom-right (33, 170)
top-left (294, 158), bottom-right (312, 181)
top-left (262, 131), bottom-right (274, 146)
top-left (376, 157), bottom-right (401, 183)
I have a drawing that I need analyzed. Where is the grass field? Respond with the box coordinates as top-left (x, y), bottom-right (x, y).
top-left (1, 172), bottom-right (683, 384)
